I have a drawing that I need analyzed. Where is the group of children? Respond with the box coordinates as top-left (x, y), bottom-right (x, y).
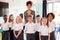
top-left (1, 13), bottom-right (56, 40)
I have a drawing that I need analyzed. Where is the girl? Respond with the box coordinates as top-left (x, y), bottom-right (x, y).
top-left (13, 16), bottom-right (24, 40)
top-left (8, 14), bottom-right (14, 40)
top-left (47, 13), bottom-right (56, 40)
top-left (39, 17), bottom-right (50, 40)
top-left (35, 15), bottom-right (41, 40)
top-left (2, 15), bottom-right (10, 40)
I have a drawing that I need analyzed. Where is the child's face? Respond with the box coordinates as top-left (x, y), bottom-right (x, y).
top-left (16, 17), bottom-right (20, 23)
top-left (48, 14), bottom-right (53, 21)
top-left (36, 17), bottom-right (41, 22)
top-left (10, 16), bottom-right (14, 20)
top-left (42, 18), bottom-right (47, 25)
top-left (28, 17), bottom-right (33, 22)
top-left (3, 16), bottom-right (7, 22)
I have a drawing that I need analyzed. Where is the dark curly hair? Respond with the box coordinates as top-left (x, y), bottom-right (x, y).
top-left (26, 1), bottom-right (32, 6)
top-left (47, 13), bottom-right (55, 19)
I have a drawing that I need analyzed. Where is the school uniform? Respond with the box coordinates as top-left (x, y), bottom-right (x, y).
top-left (2, 22), bottom-right (10, 40)
top-left (49, 21), bottom-right (56, 40)
top-left (25, 22), bottom-right (36, 40)
top-left (13, 23), bottom-right (24, 40)
top-left (8, 22), bottom-right (13, 40)
top-left (35, 22), bottom-right (41, 40)
top-left (38, 25), bottom-right (50, 40)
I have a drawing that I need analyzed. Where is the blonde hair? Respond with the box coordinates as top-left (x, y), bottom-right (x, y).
top-left (16, 16), bottom-right (22, 23)
top-left (41, 17), bottom-right (49, 27)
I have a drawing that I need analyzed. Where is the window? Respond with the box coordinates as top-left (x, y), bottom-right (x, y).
top-left (47, 2), bottom-right (60, 25)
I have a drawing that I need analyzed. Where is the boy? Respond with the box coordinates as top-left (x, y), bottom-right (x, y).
top-left (35, 15), bottom-right (41, 40)
top-left (2, 15), bottom-right (10, 40)
top-left (25, 15), bottom-right (36, 40)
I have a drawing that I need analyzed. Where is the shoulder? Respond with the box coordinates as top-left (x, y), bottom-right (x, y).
top-left (24, 10), bottom-right (27, 13)
top-left (52, 21), bottom-right (56, 25)
top-left (25, 23), bottom-right (28, 26)
top-left (31, 10), bottom-right (35, 12)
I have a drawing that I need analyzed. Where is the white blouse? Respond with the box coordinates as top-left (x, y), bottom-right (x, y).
top-left (13, 23), bottom-right (24, 31)
top-left (49, 21), bottom-right (57, 33)
top-left (2, 22), bottom-right (9, 31)
top-left (25, 22), bottom-right (36, 34)
top-left (35, 22), bottom-right (41, 32)
top-left (8, 22), bottom-right (13, 30)
top-left (39, 25), bottom-right (50, 36)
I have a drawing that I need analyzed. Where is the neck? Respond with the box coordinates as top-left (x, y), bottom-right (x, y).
top-left (49, 20), bottom-right (52, 22)
top-left (29, 21), bottom-right (32, 23)
top-left (42, 24), bottom-right (46, 26)
top-left (16, 22), bottom-right (19, 24)
top-left (28, 9), bottom-right (31, 10)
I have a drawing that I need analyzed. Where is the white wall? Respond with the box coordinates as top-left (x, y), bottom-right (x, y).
top-left (9, 0), bottom-right (43, 18)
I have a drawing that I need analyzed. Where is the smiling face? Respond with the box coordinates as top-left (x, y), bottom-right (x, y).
top-left (28, 17), bottom-right (33, 23)
top-left (9, 15), bottom-right (14, 21)
top-left (16, 16), bottom-right (20, 23)
top-left (27, 15), bottom-right (33, 23)
top-left (3, 15), bottom-right (7, 22)
top-left (48, 14), bottom-right (53, 21)
top-left (41, 18), bottom-right (47, 26)
top-left (27, 4), bottom-right (32, 10)
top-left (36, 17), bottom-right (41, 22)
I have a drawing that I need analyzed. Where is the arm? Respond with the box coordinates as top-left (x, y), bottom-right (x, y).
top-left (33, 11), bottom-right (35, 23)
top-left (24, 12), bottom-right (27, 23)
top-left (13, 30), bottom-right (17, 38)
top-left (48, 33), bottom-right (50, 40)
top-left (39, 32), bottom-right (41, 40)
top-left (16, 29), bottom-right (22, 37)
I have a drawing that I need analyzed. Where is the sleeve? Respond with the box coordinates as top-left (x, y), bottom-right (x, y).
top-left (20, 23), bottom-right (24, 30)
top-left (32, 11), bottom-right (36, 23)
top-left (24, 24), bottom-right (27, 32)
top-left (7, 22), bottom-right (10, 28)
top-left (48, 27), bottom-right (51, 33)
top-left (34, 23), bottom-right (37, 31)
top-left (53, 21), bottom-right (57, 27)
top-left (38, 27), bottom-right (41, 32)
top-left (24, 11), bottom-right (27, 23)
top-left (12, 24), bottom-right (15, 30)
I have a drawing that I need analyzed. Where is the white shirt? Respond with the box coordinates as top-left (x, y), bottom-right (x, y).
top-left (35, 22), bottom-right (41, 32)
top-left (39, 25), bottom-right (50, 36)
top-left (49, 21), bottom-right (56, 33)
top-left (13, 23), bottom-right (24, 31)
top-left (25, 22), bottom-right (36, 34)
top-left (8, 22), bottom-right (13, 30)
top-left (2, 22), bottom-right (9, 31)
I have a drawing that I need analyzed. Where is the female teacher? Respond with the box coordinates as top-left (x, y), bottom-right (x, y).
top-left (24, 1), bottom-right (35, 23)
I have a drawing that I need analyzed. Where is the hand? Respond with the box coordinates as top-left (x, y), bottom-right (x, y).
top-left (15, 36), bottom-right (18, 39)
top-left (40, 39), bottom-right (41, 40)
top-left (48, 38), bottom-right (50, 40)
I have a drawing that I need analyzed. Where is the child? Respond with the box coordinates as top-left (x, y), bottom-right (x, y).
top-left (47, 13), bottom-right (56, 40)
top-left (25, 15), bottom-right (36, 40)
top-left (39, 17), bottom-right (50, 40)
top-left (35, 15), bottom-right (41, 40)
top-left (13, 16), bottom-right (24, 40)
top-left (8, 14), bottom-right (14, 40)
top-left (2, 15), bottom-right (10, 40)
